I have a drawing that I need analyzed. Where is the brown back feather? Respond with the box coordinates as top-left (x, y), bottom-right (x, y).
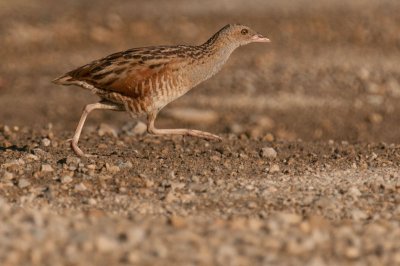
top-left (62, 46), bottom-right (193, 98)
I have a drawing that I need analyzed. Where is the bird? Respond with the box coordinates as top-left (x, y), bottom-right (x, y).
top-left (53, 24), bottom-right (270, 157)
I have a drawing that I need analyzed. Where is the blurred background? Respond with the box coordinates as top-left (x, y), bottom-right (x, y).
top-left (1, 0), bottom-right (400, 142)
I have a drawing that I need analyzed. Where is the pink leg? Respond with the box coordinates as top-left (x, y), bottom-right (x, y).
top-left (146, 111), bottom-right (222, 141)
top-left (71, 102), bottom-right (124, 157)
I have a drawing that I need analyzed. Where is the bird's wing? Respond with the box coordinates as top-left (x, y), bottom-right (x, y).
top-left (55, 46), bottom-right (187, 98)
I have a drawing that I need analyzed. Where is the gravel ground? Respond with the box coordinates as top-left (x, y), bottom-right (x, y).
top-left (1, 128), bottom-right (400, 265)
top-left (1, 0), bottom-right (400, 265)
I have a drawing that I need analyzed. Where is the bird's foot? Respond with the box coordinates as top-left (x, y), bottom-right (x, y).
top-left (70, 141), bottom-right (96, 158)
top-left (188, 130), bottom-right (222, 141)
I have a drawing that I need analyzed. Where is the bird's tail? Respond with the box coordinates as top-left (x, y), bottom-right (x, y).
top-left (52, 74), bottom-right (74, 85)
top-left (52, 74), bottom-right (100, 94)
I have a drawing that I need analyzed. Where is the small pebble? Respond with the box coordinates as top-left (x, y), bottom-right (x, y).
top-left (269, 164), bottom-right (280, 173)
top-left (368, 113), bottom-right (383, 124)
top-left (229, 123), bottom-right (244, 134)
top-left (18, 178), bottom-right (31, 189)
top-left (2, 125), bottom-right (11, 134)
top-left (130, 121), bottom-right (147, 135)
top-left (98, 123), bottom-right (118, 137)
top-left (106, 164), bottom-right (120, 173)
top-left (278, 212), bottom-right (302, 224)
top-left (61, 176), bottom-right (73, 184)
top-left (210, 155), bottom-right (220, 161)
top-left (96, 236), bottom-right (118, 252)
top-left (25, 154), bottom-right (39, 161)
top-left (41, 164), bottom-right (54, 172)
top-left (351, 209), bottom-right (368, 221)
top-left (345, 247), bottom-right (361, 259)
top-left (348, 186), bottom-right (361, 198)
top-left (32, 148), bottom-right (50, 158)
top-left (261, 147), bottom-right (277, 158)
top-left (121, 121), bottom-right (147, 136)
top-left (3, 171), bottom-right (14, 180)
top-left (87, 164), bottom-right (96, 170)
top-left (88, 198), bottom-right (97, 205)
top-left (41, 138), bottom-right (51, 147)
top-left (169, 215), bottom-right (187, 228)
top-left (98, 143), bottom-right (108, 149)
top-left (2, 159), bottom-right (25, 169)
top-left (66, 156), bottom-right (81, 165)
top-left (118, 161), bottom-right (133, 169)
top-left (262, 133), bottom-right (274, 142)
top-left (74, 183), bottom-right (87, 192)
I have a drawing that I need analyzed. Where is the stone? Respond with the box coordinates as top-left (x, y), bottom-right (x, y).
top-left (74, 183), bottom-right (87, 192)
top-left (41, 164), bottom-right (54, 172)
top-left (210, 155), bottom-right (220, 161)
top-left (278, 212), bottom-right (302, 224)
top-left (121, 121), bottom-right (148, 136)
top-left (61, 176), bottom-right (73, 184)
top-left (269, 164), bottom-right (280, 173)
top-left (18, 178), bottom-right (31, 189)
top-left (96, 236), bottom-right (118, 252)
top-left (261, 147), bottom-right (277, 158)
top-left (98, 123), bottom-right (118, 137)
top-left (345, 247), bottom-right (361, 259)
top-left (229, 123), bottom-right (244, 134)
top-left (66, 156), bottom-right (81, 165)
top-left (2, 159), bottom-right (25, 169)
top-left (3, 171), bottom-right (14, 180)
top-left (106, 164), bottom-right (120, 174)
top-left (262, 133), bottom-right (274, 142)
top-left (127, 228), bottom-right (146, 245)
top-left (254, 115), bottom-right (275, 129)
top-left (88, 198), bottom-right (97, 205)
top-left (169, 215), bottom-right (187, 228)
top-left (41, 138), bottom-right (51, 147)
top-left (25, 154), bottom-right (39, 161)
top-left (86, 164), bottom-right (96, 170)
top-left (130, 121), bottom-right (147, 135)
top-left (32, 148), bottom-right (50, 158)
top-left (351, 209), bottom-right (368, 221)
top-left (118, 161), bottom-right (133, 169)
top-left (165, 191), bottom-right (178, 203)
top-left (348, 186), bottom-right (361, 198)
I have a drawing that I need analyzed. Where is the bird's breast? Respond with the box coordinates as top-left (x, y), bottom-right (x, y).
top-left (150, 71), bottom-right (189, 110)
top-left (183, 56), bottom-right (229, 88)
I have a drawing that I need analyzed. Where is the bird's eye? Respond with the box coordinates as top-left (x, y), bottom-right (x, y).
top-left (241, 29), bottom-right (248, 35)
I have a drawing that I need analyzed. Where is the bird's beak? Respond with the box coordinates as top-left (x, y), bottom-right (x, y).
top-left (251, 34), bottom-right (271, 43)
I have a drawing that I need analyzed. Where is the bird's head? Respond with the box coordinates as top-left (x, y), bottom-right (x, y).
top-left (215, 24), bottom-right (270, 47)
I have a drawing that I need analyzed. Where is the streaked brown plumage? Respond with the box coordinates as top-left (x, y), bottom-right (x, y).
top-left (53, 24), bottom-right (270, 157)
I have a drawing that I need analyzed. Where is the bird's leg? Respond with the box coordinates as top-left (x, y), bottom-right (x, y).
top-left (71, 101), bottom-right (124, 157)
top-left (146, 111), bottom-right (222, 141)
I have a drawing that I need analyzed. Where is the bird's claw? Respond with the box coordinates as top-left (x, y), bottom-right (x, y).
top-left (206, 135), bottom-right (222, 141)
top-left (197, 132), bottom-right (222, 141)
top-left (70, 141), bottom-right (97, 158)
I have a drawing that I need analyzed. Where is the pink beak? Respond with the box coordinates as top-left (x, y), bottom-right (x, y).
top-left (251, 34), bottom-right (271, 43)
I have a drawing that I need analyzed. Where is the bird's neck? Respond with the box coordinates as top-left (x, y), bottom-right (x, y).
top-left (189, 36), bottom-right (238, 84)
top-left (180, 32), bottom-right (239, 89)
top-left (201, 30), bottom-right (238, 54)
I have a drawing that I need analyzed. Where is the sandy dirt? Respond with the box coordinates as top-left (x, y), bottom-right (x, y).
top-left (1, 0), bottom-right (400, 265)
